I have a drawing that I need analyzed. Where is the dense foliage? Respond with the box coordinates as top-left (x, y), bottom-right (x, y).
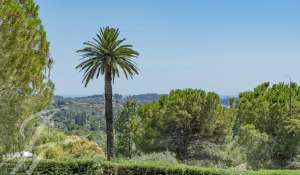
top-left (141, 89), bottom-right (235, 161)
top-left (115, 100), bottom-right (139, 158)
top-left (0, 0), bottom-right (53, 157)
top-left (47, 94), bottom-right (161, 149)
top-left (113, 86), bottom-right (300, 169)
top-left (236, 82), bottom-right (300, 168)
top-left (34, 127), bottom-right (104, 159)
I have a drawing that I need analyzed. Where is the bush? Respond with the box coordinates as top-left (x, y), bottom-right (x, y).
top-left (131, 151), bottom-right (178, 164)
top-left (238, 124), bottom-right (271, 169)
top-left (36, 135), bottom-right (104, 159)
top-left (188, 141), bottom-right (245, 168)
top-left (36, 127), bottom-right (66, 146)
top-left (1, 159), bottom-right (300, 175)
top-left (286, 161), bottom-right (300, 169)
top-left (63, 135), bottom-right (104, 157)
top-left (0, 159), bottom-right (227, 175)
top-left (37, 143), bottom-right (64, 159)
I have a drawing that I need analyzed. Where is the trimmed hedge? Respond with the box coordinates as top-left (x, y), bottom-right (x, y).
top-left (1, 159), bottom-right (300, 175)
top-left (241, 170), bottom-right (300, 175)
top-left (0, 159), bottom-right (227, 175)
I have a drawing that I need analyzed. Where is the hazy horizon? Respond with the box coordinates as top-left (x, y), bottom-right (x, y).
top-left (35, 0), bottom-right (300, 96)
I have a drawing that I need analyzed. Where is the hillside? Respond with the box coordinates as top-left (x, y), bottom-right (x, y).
top-left (44, 93), bottom-right (165, 144)
top-left (46, 94), bottom-right (234, 138)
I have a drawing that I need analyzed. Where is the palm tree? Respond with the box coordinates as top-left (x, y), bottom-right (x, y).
top-left (76, 26), bottom-right (139, 160)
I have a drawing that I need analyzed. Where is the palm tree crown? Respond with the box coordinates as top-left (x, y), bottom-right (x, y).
top-left (76, 26), bottom-right (139, 86)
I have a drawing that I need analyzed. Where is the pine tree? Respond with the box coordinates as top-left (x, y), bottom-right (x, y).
top-left (0, 0), bottom-right (53, 156)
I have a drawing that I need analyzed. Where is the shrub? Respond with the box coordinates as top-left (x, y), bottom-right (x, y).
top-left (36, 127), bottom-right (66, 146)
top-left (36, 135), bottom-right (104, 159)
top-left (189, 141), bottom-right (245, 168)
top-left (1, 159), bottom-right (300, 175)
top-left (286, 161), bottom-right (300, 169)
top-left (63, 135), bottom-right (103, 157)
top-left (0, 159), bottom-right (227, 175)
top-left (37, 143), bottom-right (64, 159)
top-left (238, 124), bottom-right (271, 169)
top-left (131, 151), bottom-right (178, 164)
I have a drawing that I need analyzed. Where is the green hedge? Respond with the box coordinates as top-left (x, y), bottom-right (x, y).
top-left (0, 159), bottom-right (227, 175)
top-left (241, 170), bottom-right (300, 175)
top-left (1, 159), bottom-right (299, 175)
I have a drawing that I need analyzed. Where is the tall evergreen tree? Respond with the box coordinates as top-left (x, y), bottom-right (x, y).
top-left (0, 0), bottom-right (53, 156)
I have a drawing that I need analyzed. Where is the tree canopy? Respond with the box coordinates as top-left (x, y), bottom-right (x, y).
top-left (0, 0), bottom-right (53, 156)
top-left (237, 82), bottom-right (300, 167)
top-left (134, 89), bottom-right (235, 161)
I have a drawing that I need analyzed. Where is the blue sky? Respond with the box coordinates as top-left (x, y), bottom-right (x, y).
top-left (35, 0), bottom-right (300, 96)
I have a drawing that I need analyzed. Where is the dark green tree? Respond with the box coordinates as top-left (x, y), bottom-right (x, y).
top-left (136, 101), bottom-right (165, 153)
top-left (137, 89), bottom-right (235, 161)
top-left (115, 100), bottom-right (139, 158)
top-left (237, 82), bottom-right (300, 167)
top-left (76, 27), bottom-right (139, 160)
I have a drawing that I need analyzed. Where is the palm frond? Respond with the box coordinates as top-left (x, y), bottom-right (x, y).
top-left (76, 26), bottom-right (139, 86)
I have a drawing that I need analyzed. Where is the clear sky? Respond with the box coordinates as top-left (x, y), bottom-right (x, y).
top-left (35, 0), bottom-right (300, 96)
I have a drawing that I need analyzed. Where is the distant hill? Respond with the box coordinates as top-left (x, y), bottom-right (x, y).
top-left (125, 93), bottom-right (163, 103)
top-left (54, 93), bottom-right (162, 106)
top-left (54, 93), bottom-right (235, 105)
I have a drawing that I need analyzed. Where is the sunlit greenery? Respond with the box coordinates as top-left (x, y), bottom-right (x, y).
top-left (0, 0), bottom-right (300, 174)
top-left (0, 0), bottom-right (53, 158)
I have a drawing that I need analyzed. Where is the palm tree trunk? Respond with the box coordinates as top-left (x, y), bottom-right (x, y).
top-left (105, 69), bottom-right (114, 160)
